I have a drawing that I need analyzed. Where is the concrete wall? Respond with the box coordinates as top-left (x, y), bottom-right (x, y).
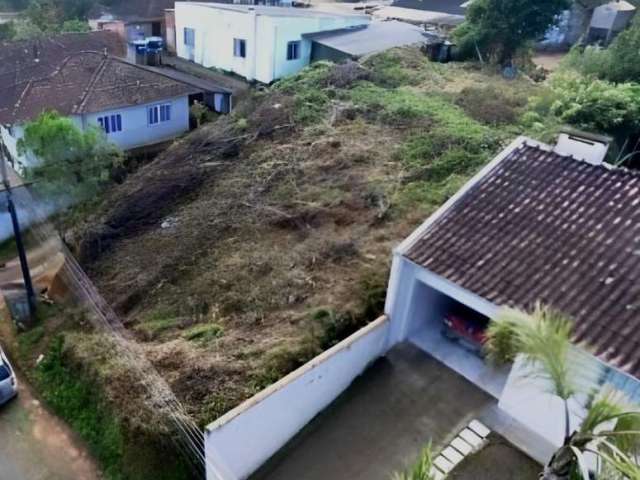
top-left (165, 10), bottom-right (177, 53)
top-left (204, 316), bottom-right (390, 480)
top-left (175, 3), bottom-right (368, 83)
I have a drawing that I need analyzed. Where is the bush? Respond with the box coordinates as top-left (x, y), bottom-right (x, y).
top-left (529, 72), bottom-right (640, 137)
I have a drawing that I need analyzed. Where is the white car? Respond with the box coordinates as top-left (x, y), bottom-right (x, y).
top-left (0, 346), bottom-right (17, 405)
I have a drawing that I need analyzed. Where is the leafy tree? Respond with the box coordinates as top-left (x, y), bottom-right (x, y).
top-left (487, 305), bottom-right (640, 480)
top-left (454, 0), bottom-right (570, 64)
top-left (11, 17), bottom-right (44, 39)
top-left (0, 20), bottom-right (16, 40)
top-left (17, 111), bottom-right (122, 200)
top-left (25, 0), bottom-right (93, 31)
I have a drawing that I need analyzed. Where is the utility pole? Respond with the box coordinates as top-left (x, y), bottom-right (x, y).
top-left (0, 144), bottom-right (37, 321)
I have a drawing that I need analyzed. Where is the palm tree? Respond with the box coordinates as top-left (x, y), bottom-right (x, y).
top-left (486, 304), bottom-right (640, 480)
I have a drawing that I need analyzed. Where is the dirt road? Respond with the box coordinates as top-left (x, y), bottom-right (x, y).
top-left (0, 376), bottom-right (102, 480)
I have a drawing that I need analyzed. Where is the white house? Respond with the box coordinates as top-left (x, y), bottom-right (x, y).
top-left (199, 133), bottom-right (640, 480)
top-left (0, 32), bottom-right (203, 171)
top-left (174, 2), bottom-right (370, 83)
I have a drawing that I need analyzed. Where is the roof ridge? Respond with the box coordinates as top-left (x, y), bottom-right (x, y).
top-left (74, 55), bottom-right (110, 114)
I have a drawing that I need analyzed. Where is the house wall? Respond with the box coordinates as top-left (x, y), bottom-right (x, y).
top-left (174, 3), bottom-right (368, 83)
top-left (165, 10), bottom-right (177, 53)
top-left (204, 316), bottom-right (391, 480)
top-left (385, 254), bottom-right (498, 346)
top-left (386, 254), bottom-right (640, 448)
top-left (2, 96), bottom-right (189, 171)
top-left (81, 96), bottom-right (190, 150)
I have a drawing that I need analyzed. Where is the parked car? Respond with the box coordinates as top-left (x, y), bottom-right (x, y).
top-left (0, 346), bottom-right (17, 405)
top-left (442, 312), bottom-right (488, 356)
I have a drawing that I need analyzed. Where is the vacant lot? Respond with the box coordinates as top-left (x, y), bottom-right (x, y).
top-left (16, 48), bottom-right (550, 478)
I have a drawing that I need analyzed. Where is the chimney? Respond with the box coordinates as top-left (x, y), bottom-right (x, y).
top-left (553, 128), bottom-right (612, 166)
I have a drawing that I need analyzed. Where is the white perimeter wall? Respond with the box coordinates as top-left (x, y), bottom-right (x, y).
top-left (205, 316), bottom-right (390, 480)
top-left (175, 3), bottom-right (368, 83)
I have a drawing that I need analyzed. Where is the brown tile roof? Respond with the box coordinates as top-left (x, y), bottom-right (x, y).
top-left (0, 32), bottom-right (199, 124)
top-left (405, 139), bottom-right (640, 377)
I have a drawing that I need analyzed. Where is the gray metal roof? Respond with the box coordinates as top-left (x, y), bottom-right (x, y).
top-left (304, 20), bottom-right (434, 57)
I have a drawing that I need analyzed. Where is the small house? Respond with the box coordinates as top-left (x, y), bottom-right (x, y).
top-left (0, 32), bottom-right (209, 171)
top-left (174, 2), bottom-right (370, 83)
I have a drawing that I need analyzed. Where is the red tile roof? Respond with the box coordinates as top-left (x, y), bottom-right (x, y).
top-left (405, 140), bottom-right (640, 377)
top-left (0, 31), bottom-right (199, 124)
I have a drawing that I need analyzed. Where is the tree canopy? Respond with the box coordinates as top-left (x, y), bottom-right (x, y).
top-left (17, 111), bottom-right (122, 200)
top-left (454, 0), bottom-right (571, 64)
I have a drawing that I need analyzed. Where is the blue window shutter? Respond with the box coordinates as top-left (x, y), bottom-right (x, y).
top-left (116, 114), bottom-right (122, 131)
top-left (148, 107), bottom-right (153, 124)
top-left (165, 105), bottom-right (171, 121)
top-left (104, 117), bottom-right (110, 133)
top-left (110, 115), bottom-right (117, 132)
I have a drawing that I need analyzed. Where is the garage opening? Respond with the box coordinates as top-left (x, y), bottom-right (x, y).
top-left (406, 281), bottom-right (510, 398)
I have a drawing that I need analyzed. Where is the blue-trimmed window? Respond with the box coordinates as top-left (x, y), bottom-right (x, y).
top-left (233, 38), bottom-right (246, 58)
top-left (148, 104), bottom-right (171, 125)
top-left (184, 27), bottom-right (195, 47)
top-left (286, 41), bottom-right (300, 61)
top-left (97, 114), bottom-right (122, 134)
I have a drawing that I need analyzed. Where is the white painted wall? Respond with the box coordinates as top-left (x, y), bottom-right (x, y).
top-left (205, 316), bottom-right (391, 480)
top-left (2, 95), bottom-right (190, 172)
top-left (81, 96), bottom-right (190, 150)
top-left (175, 3), bottom-right (369, 83)
top-left (385, 254), bottom-right (498, 346)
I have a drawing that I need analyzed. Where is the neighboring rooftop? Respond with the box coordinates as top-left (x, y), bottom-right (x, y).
top-left (0, 36), bottom-right (199, 124)
top-left (373, 5), bottom-right (465, 26)
top-left (303, 20), bottom-right (436, 57)
top-left (391, 0), bottom-right (467, 15)
top-left (404, 139), bottom-right (640, 377)
top-left (178, 2), bottom-right (370, 18)
top-left (89, 0), bottom-right (175, 21)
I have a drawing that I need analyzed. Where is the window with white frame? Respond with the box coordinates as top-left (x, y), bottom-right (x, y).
top-left (286, 41), bottom-right (300, 61)
top-left (233, 38), bottom-right (246, 58)
top-left (184, 27), bottom-right (195, 47)
top-left (148, 104), bottom-right (171, 125)
top-left (97, 114), bottom-right (122, 134)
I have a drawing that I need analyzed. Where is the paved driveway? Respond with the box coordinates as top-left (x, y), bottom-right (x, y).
top-left (253, 343), bottom-right (496, 480)
top-left (0, 374), bottom-right (101, 480)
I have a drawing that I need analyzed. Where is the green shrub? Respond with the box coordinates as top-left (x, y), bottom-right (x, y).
top-left (393, 443), bottom-right (438, 480)
top-left (293, 89), bottom-right (331, 124)
top-left (529, 72), bottom-right (640, 137)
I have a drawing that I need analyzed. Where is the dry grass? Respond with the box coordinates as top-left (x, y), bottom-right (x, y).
top-left (55, 47), bottom-right (544, 427)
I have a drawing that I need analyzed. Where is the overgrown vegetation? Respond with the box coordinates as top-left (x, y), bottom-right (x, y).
top-left (8, 304), bottom-right (194, 480)
top-left (393, 443), bottom-right (438, 480)
top-left (52, 48), bottom-right (543, 437)
top-left (18, 111), bottom-right (122, 201)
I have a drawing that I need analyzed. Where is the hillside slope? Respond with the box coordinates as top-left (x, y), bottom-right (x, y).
top-left (57, 48), bottom-right (541, 428)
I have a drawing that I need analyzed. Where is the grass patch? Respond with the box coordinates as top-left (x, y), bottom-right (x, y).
top-left (133, 307), bottom-right (182, 339)
top-left (35, 336), bottom-right (126, 480)
top-left (182, 323), bottom-right (224, 343)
